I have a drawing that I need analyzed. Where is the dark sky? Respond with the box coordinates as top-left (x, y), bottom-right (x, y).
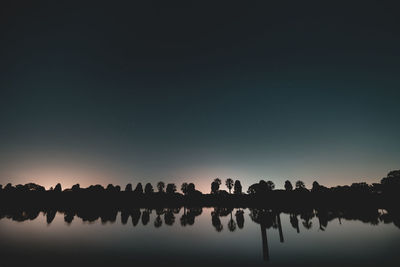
top-left (1, 1), bottom-right (399, 192)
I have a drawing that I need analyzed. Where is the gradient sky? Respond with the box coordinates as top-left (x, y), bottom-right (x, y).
top-left (0, 1), bottom-right (399, 193)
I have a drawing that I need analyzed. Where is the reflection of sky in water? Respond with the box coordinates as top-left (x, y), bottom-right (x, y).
top-left (1, 209), bottom-right (400, 265)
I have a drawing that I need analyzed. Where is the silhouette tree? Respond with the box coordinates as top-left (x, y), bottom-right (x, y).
top-left (125, 183), bottom-right (132, 192)
top-left (106, 184), bottom-right (120, 192)
top-left (211, 182), bottom-right (219, 194)
top-left (225, 178), bottom-right (234, 194)
top-left (247, 180), bottom-right (274, 194)
top-left (157, 182), bottom-right (165, 193)
top-left (106, 184), bottom-right (114, 191)
top-left (181, 182), bottom-right (188, 195)
top-left (284, 180), bottom-right (293, 191)
top-left (54, 183), bottom-right (62, 192)
top-left (166, 183), bottom-right (177, 194)
top-left (187, 183), bottom-right (196, 194)
top-left (234, 180), bottom-right (242, 194)
top-left (295, 180), bottom-right (306, 190)
top-left (211, 178), bottom-right (221, 194)
top-left (144, 183), bottom-right (154, 194)
top-left (247, 183), bottom-right (258, 195)
top-left (381, 170), bottom-right (400, 193)
top-left (312, 181), bottom-right (320, 192)
top-left (71, 184), bottom-right (80, 192)
top-left (266, 181), bottom-right (275, 191)
top-left (87, 184), bottom-right (104, 193)
top-left (351, 182), bottom-right (371, 193)
top-left (134, 183), bottom-right (143, 194)
top-left (3, 183), bottom-right (13, 192)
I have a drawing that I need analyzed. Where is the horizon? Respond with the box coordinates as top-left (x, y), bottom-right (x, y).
top-left (1, 169), bottom-right (395, 193)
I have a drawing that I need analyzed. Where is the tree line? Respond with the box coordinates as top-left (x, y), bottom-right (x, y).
top-left (0, 170), bottom-right (399, 209)
top-left (1, 170), bottom-right (399, 196)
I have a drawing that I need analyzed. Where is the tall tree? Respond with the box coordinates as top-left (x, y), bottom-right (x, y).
top-left (187, 183), bottom-right (195, 194)
top-left (144, 183), bottom-right (154, 194)
top-left (181, 182), bottom-right (188, 195)
top-left (134, 183), bottom-right (143, 194)
top-left (125, 183), bottom-right (132, 192)
top-left (211, 178), bottom-right (221, 194)
top-left (54, 183), bottom-right (62, 192)
top-left (295, 180), bottom-right (305, 190)
top-left (166, 183), bottom-right (177, 194)
top-left (284, 180), bottom-right (293, 191)
top-left (157, 181), bottom-right (165, 193)
top-left (234, 180), bottom-right (242, 194)
top-left (311, 181), bottom-right (320, 192)
top-left (225, 178), bottom-right (234, 194)
top-left (266, 181), bottom-right (275, 191)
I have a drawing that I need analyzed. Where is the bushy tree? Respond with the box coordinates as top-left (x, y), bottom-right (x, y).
top-left (187, 183), bottom-right (195, 194)
top-left (211, 178), bottom-right (221, 194)
top-left (134, 183), bottom-right (143, 194)
top-left (181, 182), bottom-right (188, 195)
top-left (225, 178), bottom-right (234, 194)
top-left (284, 180), bottom-right (293, 191)
top-left (144, 183), bottom-right (154, 194)
top-left (166, 183), bottom-right (177, 194)
top-left (157, 181), bottom-right (165, 193)
top-left (54, 183), bottom-right (62, 192)
top-left (125, 183), bottom-right (132, 192)
top-left (234, 180), bottom-right (242, 194)
top-left (295, 180), bottom-right (305, 190)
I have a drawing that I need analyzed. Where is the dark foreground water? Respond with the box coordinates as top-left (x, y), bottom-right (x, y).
top-left (1, 208), bottom-right (399, 266)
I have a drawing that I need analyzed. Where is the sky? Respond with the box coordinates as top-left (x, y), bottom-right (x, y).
top-left (0, 1), bottom-right (399, 193)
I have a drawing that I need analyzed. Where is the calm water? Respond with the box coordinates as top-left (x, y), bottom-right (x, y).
top-left (1, 208), bottom-right (400, 266)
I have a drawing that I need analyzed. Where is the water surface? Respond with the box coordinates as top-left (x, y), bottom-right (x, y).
top-left (1, 208), bottom-right (399, 266)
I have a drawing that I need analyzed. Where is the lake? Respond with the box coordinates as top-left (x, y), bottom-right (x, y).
top-left (1, 207), bottom-right (399, 266)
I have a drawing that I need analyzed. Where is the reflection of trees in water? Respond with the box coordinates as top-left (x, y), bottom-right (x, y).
top-left (210, 208), bottom-right (245, 232)
top-left (236, 210), bottom-right (245, 229)
top-left (249, 208), bottom-right (278, 261)
top-left (2, 205), bottom-right (399, 262)
top-left (131, 209), bottom-right (141, 226)
top-left (300, 209), bottom-right (314, 230)
top-left (211, 211), bottom-right (223, 232)
top-left (228, 212), bottom-right (237, 232)
top-left (1, 207), bottom-right (399, 232)
top-left (164, 209), bottom-right (175, 226)
top-left (154, 215), bottom-right (162, 228)
top-left (181, 207), bottom-right (202, 226)
top-left (211, 207), bottom-right (232, 232)
top-left (141, 209), bottom-right (150, 225)
top-left (290, 213), bottom-right (300, 233)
